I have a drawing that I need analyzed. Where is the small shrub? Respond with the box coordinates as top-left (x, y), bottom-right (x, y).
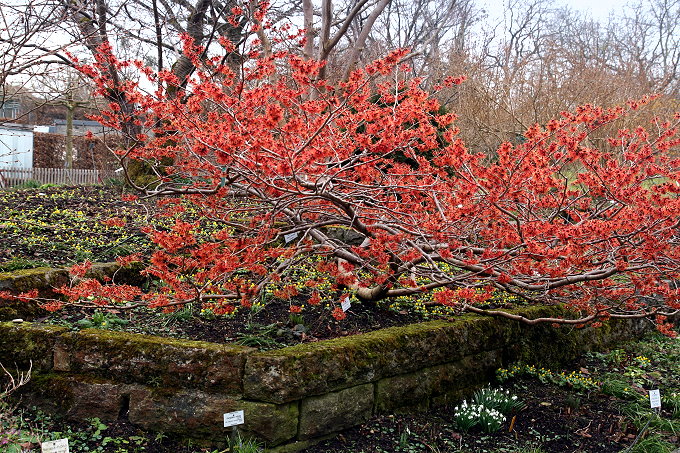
top-left (0, 362), bottom-right (35, 452)
top-left (478, 406), bottom-right (506, 433)
top-left (102, 177), bottom-right (124, 187)
top-left (628, 432), bottom-right (676, 453)
top-left (73, 311), bottom-right (130, 330)
top-left (497, 364), bottom-right (599, 392)
top-left (230, 432), bottom-right (264, 453)
top-left (663, 392), bottom-right (680, 419)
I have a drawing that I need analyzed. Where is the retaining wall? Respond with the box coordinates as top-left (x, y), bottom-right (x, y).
top-left (0, 306), bottom-right (650, 451)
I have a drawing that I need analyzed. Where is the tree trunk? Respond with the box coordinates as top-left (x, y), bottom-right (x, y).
top-left (65, 96), bottom-right (74, 169)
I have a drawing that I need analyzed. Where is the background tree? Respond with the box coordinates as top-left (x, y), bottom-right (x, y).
top-left (31, 68), bottom-right (97, 168)
top-left (0, 0), bottom-right (75, 121)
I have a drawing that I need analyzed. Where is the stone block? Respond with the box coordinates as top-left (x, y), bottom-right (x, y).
top-left (298, 383), bottom-right (374, 440)
top-left (0, 267), bottom-right (69, 295)
top-left (243, 314), bottom-right (520, 403)
top-left (508, 316), bottom-right (650, 368)
top-left (0, 322), bottom-right (67, 370)
top-left (22, 373), bottom-right (133, 423)
top-left (128, 388), bottom-right (298, 446)
top-left (55, 329), bottom-right (253, 393)
top-left (375, 349), bottom-right (502, 413)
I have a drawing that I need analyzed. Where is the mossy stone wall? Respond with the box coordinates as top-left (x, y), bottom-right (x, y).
top-left (0, 305), bottom-right (650, 450)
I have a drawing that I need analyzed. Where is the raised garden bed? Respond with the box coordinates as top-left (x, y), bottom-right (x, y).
top-left (0, 305), bottom-right (650, 451)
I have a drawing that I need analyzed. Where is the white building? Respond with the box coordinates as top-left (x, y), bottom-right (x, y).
top-left (0, 123), bottom-right (33, 168)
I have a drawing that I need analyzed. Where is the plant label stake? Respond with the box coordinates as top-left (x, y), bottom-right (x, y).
top-left (223, 410), bottom-right (245, 451)
top-left (341, 296), bottom-right (351, 312)
top-left (284, 232), bottom-right (298, 243)
top-left (41, 438), bottom-right (69, 453)
top-left (649, 389), bottom-right (661, 409)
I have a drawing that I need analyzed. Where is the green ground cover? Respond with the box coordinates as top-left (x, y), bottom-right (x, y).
top-left (0, 186), bottom-right (152, 268)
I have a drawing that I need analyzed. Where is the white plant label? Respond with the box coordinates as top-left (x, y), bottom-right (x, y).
top-left (341, 296), bottom-right (351, 312)
top-left (223, 410), bottom-right (245, 428)
top-left (42, 438), bottom-right (69, 453)
top-left (284, 232), bottom-right (298, 243)
top-left (649, 389), bottom-right (661, 408)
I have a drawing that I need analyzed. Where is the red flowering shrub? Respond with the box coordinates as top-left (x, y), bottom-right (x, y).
top-left (35, 12), bottom-right (680, 334)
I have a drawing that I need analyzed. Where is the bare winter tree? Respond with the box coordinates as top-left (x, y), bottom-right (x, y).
top-left (610, 0), bottom-right (680, 96)
top-left (57, 0), bottom-right (250, 107)
top-left (367, 0), bottom-right (480, 85)
top-left (31, 67), bottom-right (99, 167)
top-left (0, 0), bottom-right (74, 118)
top-left (301, 0), bottom-right (392, 80)
top-left (2, 0), bottom-right (677, 168)
top-left (430, 0), bottom-right (680, 156)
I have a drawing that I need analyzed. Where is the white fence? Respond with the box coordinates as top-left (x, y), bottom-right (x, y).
top-left (0, 167), bottom-right (116, 188)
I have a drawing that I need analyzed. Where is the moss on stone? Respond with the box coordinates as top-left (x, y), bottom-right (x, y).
top-left (0, 266), bottom-right (57, 279)
top-left (243, 304), bottom-right (647, 404)
top-left (25, 372), bottom-right (76, 406)
top-left (0, 267), bottom-right (68, 293)
top-left (0, 263), bottom-right (136, 320)
top-left (0, 262), bottom-right (133, 294)
top-left (74, 327), bottom-right (242, 352)
top-left (0, 322), bottom-right (68, 369)
top-left (243, 315), bottom-right (518, 403)
top-left (60, 327), bottom-right (254, 392)
top-left (298, 384), bottom-right (374, 440)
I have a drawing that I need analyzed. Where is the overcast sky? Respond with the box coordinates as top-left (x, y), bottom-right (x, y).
top-left (480, 0), bottom-right (633, 23)
top-left (562, 0), bottom-right (632, 18)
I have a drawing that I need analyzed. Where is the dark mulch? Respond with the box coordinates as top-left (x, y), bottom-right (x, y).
top-left (40, 297), bottom-right (428, 347)
top-left (301, 379), bottom-right (642, 453)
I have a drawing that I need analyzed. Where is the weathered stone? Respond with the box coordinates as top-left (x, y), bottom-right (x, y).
top-left (23, 373), bottom-right (133, 423)
top-left (375, 369), bottom-right (430, 413)
top-left (240, 400), bottom-right (300, 446)
top-left (0, 262), bottom-right (128, 297)
top-left (0, 322), bottom-right (67, 370)
top-left (243, 311), bottom-right (531, 403)
top-left (1, 304), bottom-right (657, 451)
top-left (375, 349), bottom-right (502, 413)
top-left (53, 345), bottom-right (70, 371)
top-left (508, 317), bottom-right (649, 368)
top-left (0, 267), bottom-right (69, 295)
top-left (298, 383), bottom-right (374, 440)
top-left (267, 436), bottom-right (336, 453)
top-left (63, 379), bottom-right (130, 422)
top-left (128, 388), bottom-right (298, 446)
top-left (55, 329), bottom-right (253, 392)
top-left (0, 268), bottom-right (69, 319)
top-left (324, 227), bottom-right (366, 246)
